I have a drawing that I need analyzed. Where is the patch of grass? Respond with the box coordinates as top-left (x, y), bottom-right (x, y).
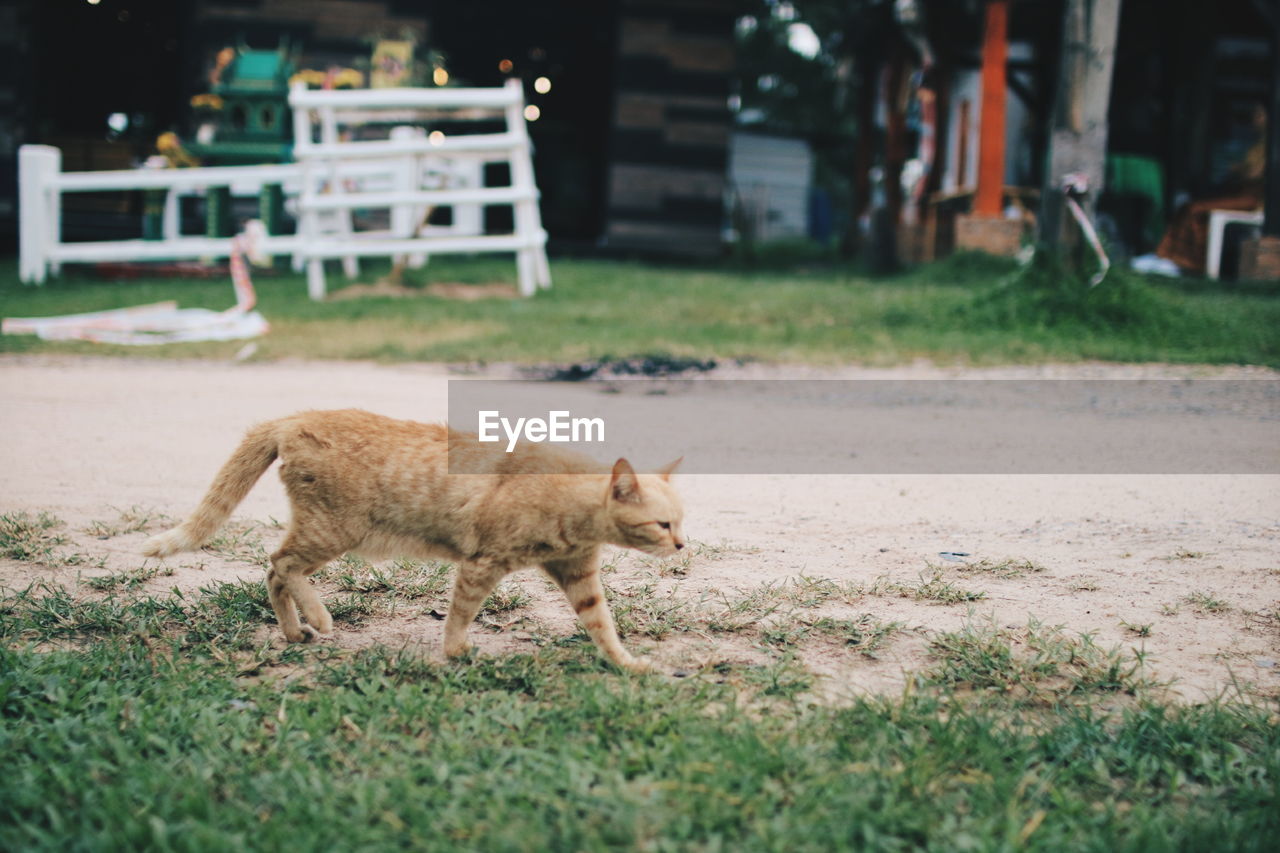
top-left (1120, 620), bottom-right (1154, 638)
top-left (1184, 591), bottom-right (1232, 614)
top-left (84, 564), bottom-right (175, 592)
top-left (320, 558), bottom-right (452, 602)
top-left (705, 582), bottom-right (787, 633)
top-left (82, 520), bottom-right (118, 539)
top-left (83, 506), bottom-right (168, 539)
top-left (736, 652), bottom-right (816, 699)
top-left (953, 557), bottom-right (1047, 579)
top-left (925, 617), bottom-right (1161, 705)
top-left (0, 589), bottom-right (1277, 849)
top-left (810, 614), bottom-right (904, 657)
top-left (966, 251), bottom-right (1182, 332)
top-left (3, 254), bottom-right (1277, 366)
top-left (0, 577), bottom-right (276, 652)
top-left (326, 592), bottom-right (383, 625)
top-left (760, 611), bottom-right (902, 655)
top-left (327, 556), bottom-right (393, 595)
top-left (57, 550), bottom-right (108, 569)
top-left (202, 520), bottom-right (270, 569)
top-left (759, 620), bottom-right (814, 648)
top-left (782, 573), bottom-right (864, 607)
top-left (179, 580), bottom-right (274, 649)
top-left (601, 579), bottom-right (695, 640)
top-left (480, 581), bottom-right (532, 616)
top-left (0, 581), bottom-right (181, 642)
top-left (0, 511), bottom-right (67, 563)
top-left (875, 568), bottom-right (987, 604)
top-left (635, 539), bottom-right (759, 577)
top-left (387, 558), bottom-right (454, 599)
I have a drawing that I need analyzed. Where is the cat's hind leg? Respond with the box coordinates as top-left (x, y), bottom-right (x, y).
top-left (442, 561), bottom-right (508, 659)
top-left (544, 553), bottom-right (649, 674)
top-left (265, 567), bottom-right (303, 642)
top-left (268, 531), bottom-right (349, 642)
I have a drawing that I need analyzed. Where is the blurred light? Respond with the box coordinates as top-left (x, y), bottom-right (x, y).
top-left (86, 0), bottom-right (102, 5)
top-left (787, 22), bottom-right (820, 59)
top-left (107, 113), bottom-right (128, 133)
top-left (523, 104), bottom-right (540, 122)
top-left (433, 67), bottom-right (449, 86)
top-left (428, 130), bottom-right (445, 146)
top-left (775, 2), bottom-right (797, 21)
top-left (533, 76), bottom-right (551, 94)
top-left (498, 58), bottom-right (513, 73)
top-left (727, 94), bottom-right (741, 112)
top-left (735, 15), bottom-right (757, 36)
top-left (758, 74), bottom-right (779, 92)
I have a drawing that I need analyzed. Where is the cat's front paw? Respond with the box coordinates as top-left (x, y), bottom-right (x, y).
top-left (443, 641), bottom-right (474, 660)
top-left (619, 658), bottom-right (655, 675)
top-left (288, 624), bottom-right (332, 644)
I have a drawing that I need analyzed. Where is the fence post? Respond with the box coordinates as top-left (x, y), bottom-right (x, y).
top-left (290, 82), bottom-right (313, 272)
top-left (307, 258), bottom-right (327, 300)
top-left (504, 79), bottom-right (545, 296)
top-left (19, 145), bottom-right (60, 284)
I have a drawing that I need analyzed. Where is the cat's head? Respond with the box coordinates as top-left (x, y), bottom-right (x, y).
top-left (605, 457), bottom-right (685, 556)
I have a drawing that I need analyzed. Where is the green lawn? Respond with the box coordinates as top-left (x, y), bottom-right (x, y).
top-left (2, 253), bottom-right (1277, 367)
top-left (2, 576), bottom-right (1277, 851)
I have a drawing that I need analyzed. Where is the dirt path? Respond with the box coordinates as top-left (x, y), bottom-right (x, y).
top-left (2, 355), bottom-right (1277, 702)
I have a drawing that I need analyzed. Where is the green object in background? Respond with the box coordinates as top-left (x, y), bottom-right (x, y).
top-left (259, 183), bottom-right (284, 234)
top-left (259, 183), bottom-right (285, 264)
top-left (232, 51), bottom-right (288, 87)
top-left (142, 190), bottom-right (166, 241)
top-left (206, 186), bottom-right (232, 238)
top-left (1106, 154), bottom-right (1166, 247)
top-left (188, 47), bottom-right (295, 167)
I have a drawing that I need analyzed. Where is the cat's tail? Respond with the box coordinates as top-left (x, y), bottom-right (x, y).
top-left (142, 422), bottom-right (279, 558)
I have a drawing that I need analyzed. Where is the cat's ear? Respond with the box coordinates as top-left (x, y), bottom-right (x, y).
top-left (610, 458), bottom-right (641, 503)
top-left (657, 456), bottom-right (683, 482)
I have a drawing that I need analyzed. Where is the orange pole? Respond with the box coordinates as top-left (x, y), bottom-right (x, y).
top-left (974, 0), bottom-right (1009, 217)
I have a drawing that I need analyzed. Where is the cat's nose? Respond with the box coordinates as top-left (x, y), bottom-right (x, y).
top-left (674, 541), bottom-right (685, 551)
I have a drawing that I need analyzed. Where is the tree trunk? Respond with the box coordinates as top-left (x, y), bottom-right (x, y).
top-left (1264, 14), bottom-right (1280, 237)
top-left (1037, 0), bottom-right (1123, 249)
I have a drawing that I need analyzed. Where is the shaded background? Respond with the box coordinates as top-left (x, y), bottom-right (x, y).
top-left (0, 0), bottom-right (1273, 269)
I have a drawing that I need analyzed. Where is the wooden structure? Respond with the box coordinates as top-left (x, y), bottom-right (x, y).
top-left (603, 0), bottom-right (737, 258)
top-left (974, 0), bottom-right (1010, 218)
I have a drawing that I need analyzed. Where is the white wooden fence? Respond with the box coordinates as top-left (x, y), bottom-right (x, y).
top-left (18, 79), bottom-right (551, 298)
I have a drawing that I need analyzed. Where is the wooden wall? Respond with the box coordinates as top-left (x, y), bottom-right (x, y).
top-left (604, 0), bottom-right (737, 258)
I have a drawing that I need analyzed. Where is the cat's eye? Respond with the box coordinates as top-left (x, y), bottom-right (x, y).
top-left (657, 521), bottom-right (671, 530)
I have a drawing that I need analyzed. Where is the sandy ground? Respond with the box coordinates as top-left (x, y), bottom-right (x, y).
top-left (2, 354), bottom-right (1277, 702)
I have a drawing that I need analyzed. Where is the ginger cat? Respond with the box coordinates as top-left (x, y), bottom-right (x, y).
top-left (142, 409), bottom-right (684, 673)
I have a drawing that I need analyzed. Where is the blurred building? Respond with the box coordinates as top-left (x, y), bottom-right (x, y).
top-left (2, 0), bottom-right (737, 258)
top-left (603, 0), bottom-right (737, 258)
top-left (7, 0), bottom-right (1272, 271)
top-left (845, 0), bottom-right (1274, 269)
top-left (728, 132), bottom-right (814, 243)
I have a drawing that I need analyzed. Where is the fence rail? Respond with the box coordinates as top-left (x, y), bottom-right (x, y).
top-left (18, 79), bottom-right (550, 298)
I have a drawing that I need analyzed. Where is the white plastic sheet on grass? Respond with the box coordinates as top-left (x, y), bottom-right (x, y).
top-left (3, 225), bottom-right (270, 346)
